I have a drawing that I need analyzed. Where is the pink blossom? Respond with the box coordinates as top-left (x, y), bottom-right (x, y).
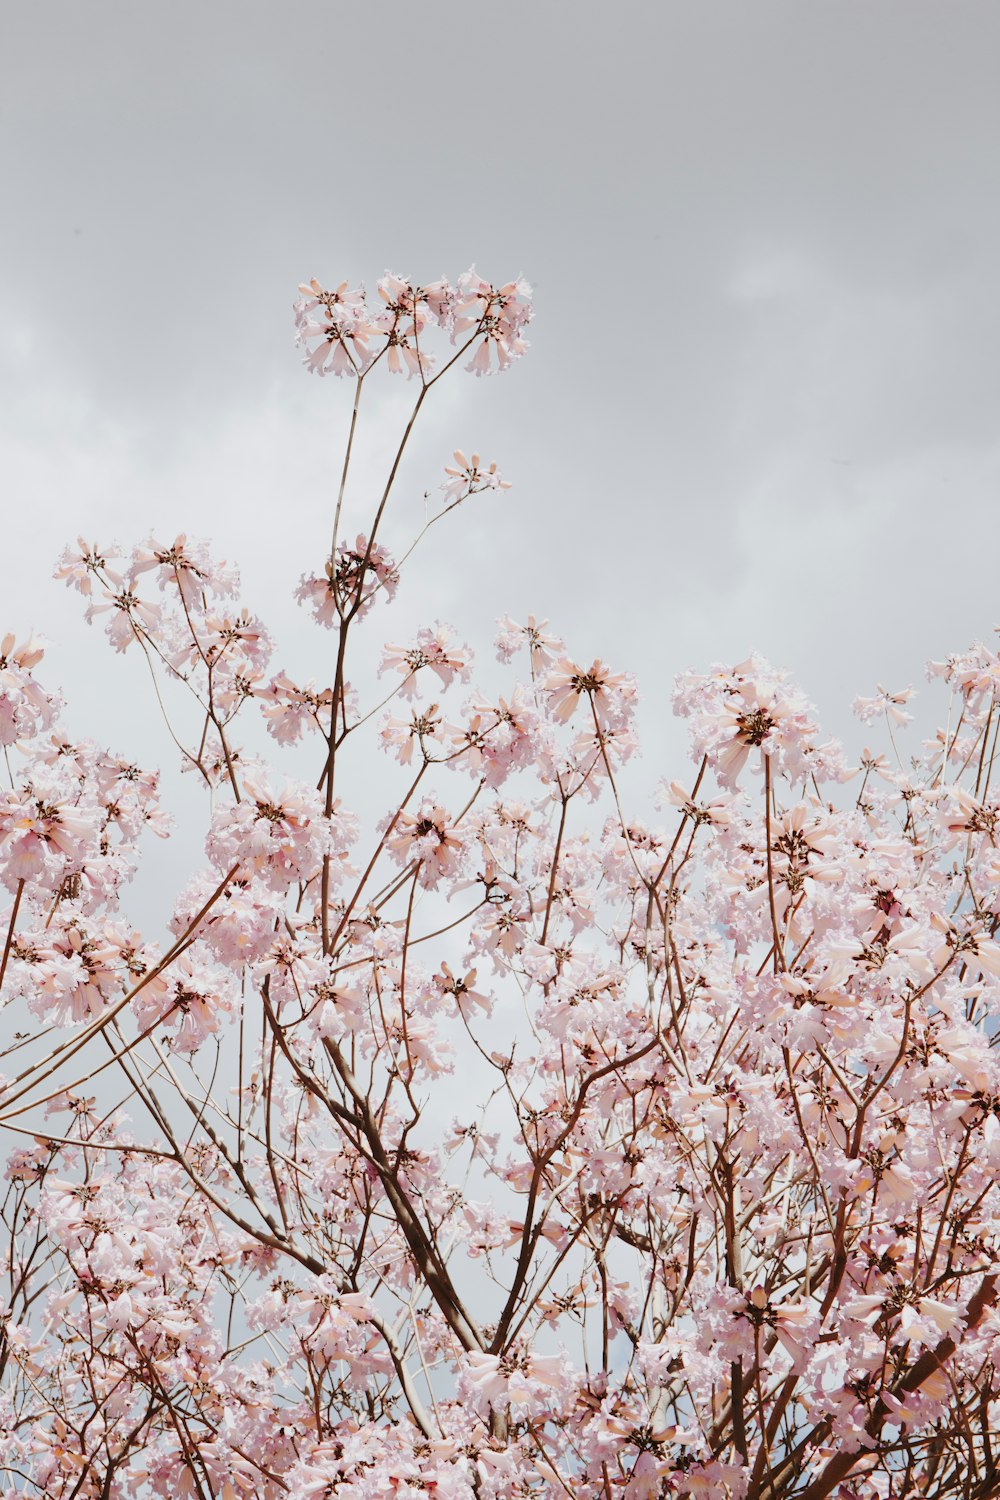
top-left (495, 612), bottom-right (563, 669)
top-left (53, 537), bottom-right (123, 595)
top-left (386, 799), bottom-right (465, 887)
top-left (441, 450), bottom-right (512, 503)
top-left (85, 583), bottom-right (161, 651)
top-left (297, 534), bottom-right (399, 626)
top-left (380, 623), bottom-right (472, 698)
top-left (545, 655), bottom-right (638, 728)
top-left (0, 633), bottom-right (58, 745)
top-left (294, 277), bottom-right (374, 376)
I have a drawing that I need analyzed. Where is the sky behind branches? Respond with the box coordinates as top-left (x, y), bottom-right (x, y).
top-left (2, 1), bottom-right (1000, 861)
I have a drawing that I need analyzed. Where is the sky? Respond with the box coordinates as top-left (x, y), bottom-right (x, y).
top-left (2, 0), bottom-right (1000, 896)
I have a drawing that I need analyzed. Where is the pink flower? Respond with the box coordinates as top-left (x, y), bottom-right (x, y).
top-left (495, 613), bottom-right (563, 669)
top-left (433, 962), bottom-right (489, 1014)
top-left (131, 533), bottom-right (237, 603)
top-left (297, 534), bottom-right (399, 626)
top-left (441, 450), bottom-right (512, 504)
top-left (460, 1348), bottom-right (571, 1417)
top-left (53, 538), bottom-right (123, 596)
top-left (132, 946), bottom-right (237, 1051)
top-left (386, 799), bottom-right (465, 887)
top-left (294, 277), bottom-right (374, 376)
top-left (454, 269), bottom-right (533, 376)
top-left (0, 634), bottom-right (57, 745)
top-left (0, 786), bottom-right (94, 887)
top-left (379, 705), bottom-right (444, 765)
top-left (85, 584), bottom-right (161, 652)
top-left (545, 655), bottom-right (637, 728)
top-left (674, 654), bottom-right (819, 784)
top-left (853, 684), bottom-right (916, 726)
top-left (379, 624), bottom-right (472, 699)
top-left (206, 771), bottom-right (349, 891)
top-left (260, 671), bottom-right (334, 745)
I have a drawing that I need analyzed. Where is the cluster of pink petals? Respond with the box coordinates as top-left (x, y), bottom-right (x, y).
top-left (297, 533), bottom-right (399, 626)
top-left (259, 669), bottom-right (334, 745)
top-left (205, 769), bottom-right (356, 891)
top-left (441, 450), bottom-right (512, 504)
top-left (0, 632), bottom-right (56, 745)
top-left (673, 652), bottom-right (829, 784)
top-left (131, 943), bottom-right (237, 1052)
top-left (544, 654), bottom-right (638, 729)
top-left (379, 623), bottom-right (473, 699)
top-left (294, 267), bottom-right (532, 381)
top-left (386, 798), bottom-right (465, 888)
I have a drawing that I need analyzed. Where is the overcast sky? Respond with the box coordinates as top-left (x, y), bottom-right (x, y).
top-left (3, 1), bottom-right (1000, 869)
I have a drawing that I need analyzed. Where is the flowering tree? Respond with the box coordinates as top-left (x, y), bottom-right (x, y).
top-left (2, 267), bottom-right (1000, 1500)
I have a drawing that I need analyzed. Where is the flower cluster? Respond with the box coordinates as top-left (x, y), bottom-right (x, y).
top-left (294, 268), bottom-right (533, 381)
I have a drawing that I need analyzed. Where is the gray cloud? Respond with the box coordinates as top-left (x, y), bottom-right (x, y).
top-left (2, 0), bottom-right (999, 842)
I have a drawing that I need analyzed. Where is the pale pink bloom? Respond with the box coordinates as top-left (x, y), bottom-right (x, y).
top-left (0, 786), bottom-right (94, 885)
top-left (421, 275), bottom-right (456, 325)
top-left (170, 870), bottom-right (282, 967)
top-left (53, 537), bottom-right (123, 595)
top-left (372, 271), bottom-right (435, 378)
top-left (386, 799), bottom-right (465, 888)
top-left (190, 608), bottom-right (272, 674)
top-left (379, 624), bottom-right (472, 698)
top-left (859, 746), bottom-right (893, 779)
top-left (206, 771), bottom-right (344, 891)
top-left (0, 630), bottom-right (46, 670)
top-left (461, 1347), bottom-right (569, 1414)
top-left (773, 801), bottom-right (839, 856)
top-left (254, 932), bottom-right (330, 1009)
top-left (312, 977), bottom-right (366, 1036)
top-left (658, 779), bottom-right (733, 827)
top-left (545, 655), bottom-right (637, 728)
top-left (566, 723), bottom-right (640, 784)
top-left (24, 922), bottom-right (129, 1024)
top-left (432, 961), bottom-right (490, 1014)
top-left (295, 562), bottom-right (341, 627)
top-left (294, 277), bottom-right (374, 376)
top-left (0, 634), bottom-right (57, 745)
top-left (853, 684), bottom-right (915, 726)
top-left (881, 1388), bottom-right (934, 1425)
top-left (297, 534), bottom-right (399, 626)
top-left (376, 270), bottom-right (424, 315)
top-left (131, 532), bottom-right (237, 604)
top-left (379, 704), bottom-right (444, 765)
top-left (927, 640), bottom-right (1000, 710)
top-left (469, 893), bottom-right (531, 967)
top-left (383, 327), bottom-right (428, 378)
top-left (930, 913), bottom-right (1000, 978)
top-left (936, 787), bottom-right (998, 850)
top-left (495, 613), bottom-right (563, 669)
top-left (445, 690), bottom-right (540, 784)
top-left (482, 706), bottom-right (532, 777)
top-left (105, 1290), bottom-right (134, 1331)
top-left (675, 655), bottom-right (819, 784)
top-left (85, 585), bottom-right (161, 652)
top-left (893, 1298), bottom-right (964, 1351)
top-left (259, 671), bottom-right (333, 744)
top-left (132, 945), bottom-right (236, 1052)
top-left (5, 1144), bottom-right (51, 1182)
top-left (441, 450), bottom-right (512, 503)
top-left (454, 268), bottom-right (533, 376)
